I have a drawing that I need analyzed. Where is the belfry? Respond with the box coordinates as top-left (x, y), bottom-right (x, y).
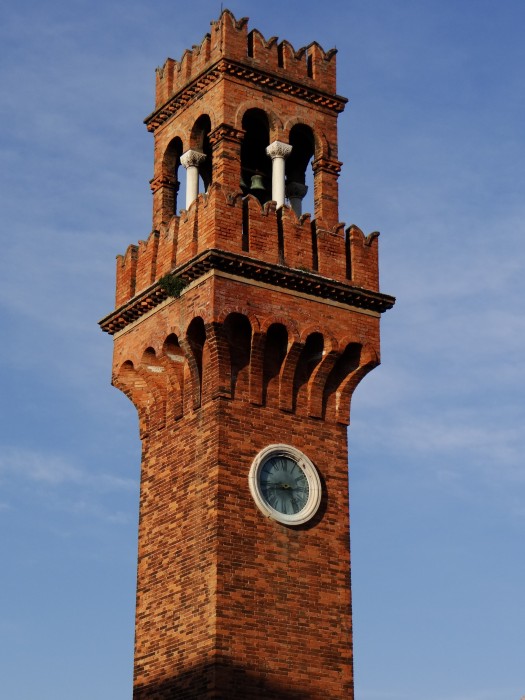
top-left (100, 10), bottom-right (394, 699)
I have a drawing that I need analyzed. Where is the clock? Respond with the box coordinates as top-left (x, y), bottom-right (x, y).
top-left (248, 444), bottom-right (322, 525)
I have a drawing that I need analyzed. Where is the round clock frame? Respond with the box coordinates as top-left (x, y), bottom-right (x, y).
top-left (248, 444), bottom-right (322, 525)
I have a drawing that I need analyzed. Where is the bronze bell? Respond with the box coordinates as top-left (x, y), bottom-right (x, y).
top-left (250, 173), bottom-right (265, 191)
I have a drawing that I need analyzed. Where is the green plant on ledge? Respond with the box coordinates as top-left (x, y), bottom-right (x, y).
top-left (158, 274), bottom-right (187, 298)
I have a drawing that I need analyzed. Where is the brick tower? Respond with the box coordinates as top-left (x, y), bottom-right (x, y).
top-left (100, 10), bottom-right (394, 699)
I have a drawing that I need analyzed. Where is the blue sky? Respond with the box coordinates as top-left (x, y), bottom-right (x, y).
top-left (1, 1), bottom-right (523, 698)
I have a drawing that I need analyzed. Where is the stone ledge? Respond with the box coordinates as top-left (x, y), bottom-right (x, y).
top-left (144, 58), bottom-right (347, 132)
top-left (99, 249), bottom-right (395, 335)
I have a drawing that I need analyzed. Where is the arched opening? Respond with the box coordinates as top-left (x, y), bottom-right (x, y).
top-left (138, 347), bottom-right (167, 428)
top-left (162, 137), bottom-right (183, 216)
top-left (186, 317), bottom-right (206, 406)
top-left (286, 124), bottom-right (315, 217)
top-left (223, 313), bottom-right (252, 399)
top-left (190, 115), bottom-right (212, 193)
top-left (323, 343), bottom-right (361, 420)
top-left (241, 109), bottom-right (271, 205)
top-left (141, 347), bottom-right (160, 370)
top-left (163, 334), bottom-right (184, 419)
top-left (114, 360), bottom-right (151, 436)
top-left (164, 333), bottom-right (184, 362)
top-left (262, 323), bottom-right (288, 406)
top-left (293, 332), bottom-right (324, 413)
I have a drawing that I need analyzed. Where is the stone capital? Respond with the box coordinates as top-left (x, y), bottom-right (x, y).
top-left (266, 141), bottom-right (292, 160)
top-left (180, 150), bottom-right (207, 169)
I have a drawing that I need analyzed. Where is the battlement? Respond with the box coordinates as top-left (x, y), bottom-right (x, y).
top-left (115, 187), bottom-right (380, 308)
top-left (154, 9), bottom-right (338, 110)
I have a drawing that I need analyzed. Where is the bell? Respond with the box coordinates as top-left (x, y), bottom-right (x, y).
top-left (240, 173), bottom-right (248, 190)
top-left (250, 173), bottom-right (265, 191)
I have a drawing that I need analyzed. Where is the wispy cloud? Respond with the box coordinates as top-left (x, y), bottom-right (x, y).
top-left (355, 398), bottom-right (525, 471)
top-left (62, 499), bottom-right (131, 524)
top-left (0, 446), bottom-right (136, 491)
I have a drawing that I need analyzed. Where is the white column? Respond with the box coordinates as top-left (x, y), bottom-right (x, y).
top-left (285, 182), bottom-right (308, 217)
top-left (266, 141), bottom-right (292, 208)
top-left (180, 150), bottom-right (207, 209)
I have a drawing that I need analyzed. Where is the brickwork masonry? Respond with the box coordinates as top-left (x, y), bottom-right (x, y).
top-left (153, 10), bottom-right (338, 112)
top-left (116, 186), bottom-right (380, 307)
top-left (102, 9), bottom-right (395, 699)
top-left (112, 274), bottom-right (380, 698)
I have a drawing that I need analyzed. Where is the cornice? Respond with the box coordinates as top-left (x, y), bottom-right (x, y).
top-left (144, 58), bottom-right (348, 132)
top-left (99, 250), bottom-right (395, 335)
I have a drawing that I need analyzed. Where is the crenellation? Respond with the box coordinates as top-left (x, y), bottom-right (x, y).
top-left (247, 29), bottom-right (279, 72)
top-left (155, 218), bottom-right (179, 278)
top-left (243, 196), bottom-right (280, 265)
top-left (347, 225), bottom-right (380, 291)
top-left (113, 203), bottom-right (378, 308)
top-left (135, 231), bottom-right (160, 296)
top-left (281, 205), bottom-right (314, 271)
top-left (314, 221), bottom-right (347, 281)
top-left (187, 34), bottom-right (212, 83)
top-left (153, 10), bottom-right (339, 114)
top-left (211, 10), bottom-right (249, 63)
top-left (175, 195), bottom-right (200, 266)
top-left (116, 243), bottom-right (138, 307)
top-left (277, 40), bottom-right (295, 69)
top-left (155, 58), bottom-right (175, 107)
top-left (201, 184), bottom-right (243, 256)
top-left (305, 42), bottom-right (337, 93)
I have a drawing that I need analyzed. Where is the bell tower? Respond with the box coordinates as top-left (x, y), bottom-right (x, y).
top-left (100, 10), bottom-right (394, 699)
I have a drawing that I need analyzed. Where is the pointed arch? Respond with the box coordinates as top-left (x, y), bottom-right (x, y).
top-left (223, 313), bottom-right (252, 400)
top-left (292, 331), bottom-right (324, 414)
top-left (159, 334), bottom-right (185, 421)
top-left (335, 344), bottom-right (380, 425)
top-left (262, 322), bottom-right (288, 407)
top-left (137, 348), bottom-right (167, 431)
top-left (112, 360), bottom-right (153, 439)
top-left (182, 317), bottom-right (206, 410)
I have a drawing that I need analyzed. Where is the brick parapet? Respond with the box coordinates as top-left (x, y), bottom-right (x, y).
top-left (115, 244), bottom-right (138, 307)
top-left (347, 225), bottom-right (380, 291)
top-left (153, 10), bottom-right (339, 115)
top-left (115, 193), bottom-right (382, 304)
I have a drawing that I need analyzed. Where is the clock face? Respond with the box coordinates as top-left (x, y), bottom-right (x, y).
top-left (249, 445), bottom-right (322, 525)
top-left (259, 455), bottom-right (310, 516)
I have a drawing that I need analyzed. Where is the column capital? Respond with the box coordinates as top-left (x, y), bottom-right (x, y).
top-left (266, 140), bottom-right (292, 160)
top-left (180, 150), bottom-right (207, 169)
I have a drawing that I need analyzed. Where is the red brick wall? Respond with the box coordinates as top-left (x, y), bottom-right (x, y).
top-left (112, 273), bottom-right (380, 698)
